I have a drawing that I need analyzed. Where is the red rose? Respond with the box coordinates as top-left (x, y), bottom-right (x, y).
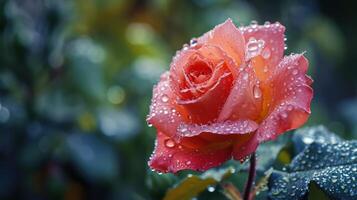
top-left (147, 19), bottom-right (313, 173)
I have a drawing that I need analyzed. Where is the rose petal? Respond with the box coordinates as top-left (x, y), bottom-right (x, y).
top-left (146, 72), bottom-right (184, 138)
top-left (198, 19), bottom-right (245, 67)
top-left (256, 54), bottom-right (313, 142)
top-left (178, 72), bottom-right (233, 123)
top-left (232, 133), bottom-right (259, 161)
top-left (269, 54), bottom-right (312, 111)
top-left (176, 120), bottom-right (258, 138)
top-left (170, 45), bottom-right (238, 100)
top-left (148, 132), bottom-right (233, 173)
top-left (257, 104), bottom-right (311, 142)
top-left (218, 66), bottom-right (262, 121)
top-left (242, 22), bottom-right (285, 75)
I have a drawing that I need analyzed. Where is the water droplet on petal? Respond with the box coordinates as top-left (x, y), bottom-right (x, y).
top-left (186, 161), bottom-right (191, 165)
top-left (250, 20), bottom-right (258, 28)
top-left (190, 38), bottom-right (198, 47)
top-left (161, 95), bottom-right (169, 103)
top-left (262, 48), bottom-right (271, 59)
top-left (287, 105), bottom-right (293, 111)
top-left (263, 66), bottom-right (268, 73)
top-left (292, 69), bottom-right (298, 75)
top-left (264, 21), bottom-right (271, 28)
top-left (242, 72), bottom-right (249, 81)
top-left (246, 37), bottom-right (265, 60)
top-left (281, 112), bottom-right (288, 119)
top-left (165, 139), bottom-right (175, 148)
top-left (253, 85), bottom-right (262, 99)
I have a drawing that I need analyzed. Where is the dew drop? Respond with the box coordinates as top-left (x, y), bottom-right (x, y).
top-left (281, 112), bottom-right (288, 119)
top-left (207, 186), bottom-right (215, 192)
top-left (161, 95), bottom-right (169, 103)
top-left (264, 21), bottom-right (271, 27)
top-left (246, 37), bottom-right (265, 60)
top-left (262, 48), bottom-right (271, 59)
top-left (287, 105), bottom-right (293, 111)
top-left (263, 66), bottom-right (268, 73)
top-left (186, 161), bottom-right (191, 165)
top-left (190, 38), bottom-right (198, 47)
top-left (250, 20), bottom-right (258, 28)
top-left (253, 85), bottom-right (262, 99)
top-left (165, 139), bottom-right (175, 148)
top-left (242, 72), bottom-right (249, 81)
top-left (292, 69), bottom-right (298, 75)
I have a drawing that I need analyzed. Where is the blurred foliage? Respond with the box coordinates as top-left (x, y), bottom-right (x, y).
top-left (0, 0), bottom-right (357, 200)
top-left (163, 167), bottom-right (235, 200)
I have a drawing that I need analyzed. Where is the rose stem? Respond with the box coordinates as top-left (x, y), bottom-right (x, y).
top-left (243, 152), bottom-right (256, 200)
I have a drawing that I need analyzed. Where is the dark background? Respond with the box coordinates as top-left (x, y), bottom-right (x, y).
top-left (0, 0), bottom-right (356, 199)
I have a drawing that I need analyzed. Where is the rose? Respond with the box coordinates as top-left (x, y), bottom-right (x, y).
top-left (147, 19), bottom-right (313, 173)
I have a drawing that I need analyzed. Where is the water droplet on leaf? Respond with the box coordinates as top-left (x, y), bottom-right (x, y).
top-left (207, 186), bottom-right (215, 192)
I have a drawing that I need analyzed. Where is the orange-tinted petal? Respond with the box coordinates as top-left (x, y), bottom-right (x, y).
top-left (257, 54), bottom-right (313, 142)
top-left (242, 22), bottom-right (285, 76)
top-left (198, 19), bottom-right (245, 67)
top-left (218, 66), bottom-right (262, 121)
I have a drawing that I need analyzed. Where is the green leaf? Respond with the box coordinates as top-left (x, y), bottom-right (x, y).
top-left (146, 171), bottom-right (178, 200)
top-left (268, 141), bottom-right (357, 200)
top-left (275, 126), bottom-right (342, 166)
top-left (292, 125), bottom-right (342, 154)
top-left (307, 181), bottom-right (331, 200)
top-left (163, 167), bottom-right (235, 200)
top-left (257, 135), bottom-right (288, 171)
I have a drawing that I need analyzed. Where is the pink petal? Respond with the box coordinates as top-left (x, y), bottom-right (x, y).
top-left (257, 103), bottom-right (311, 142)
top-left (269, 54), bottom-right (312, 111)
top-left (146, 72), bottom-right (184, 138)
top-left (176, 120), bottom-right (258, 138)
top-left (257, 54), bottom-right (313, 142)
top-left (241, 22), bottom-right (285, 73)
top-left (148, 132), bottom-right (233, 173)
top-left (177, 72), bottom-right (233, 123)
top-left (232, 133), bottom-right (259, 161)
top-left (170, 45), bottom-right (238, 102)
top-left (218, 66), bottom-right (262, 121)
top-left (169, 49), bottom-right (196, 96)
top-left (198, 18), bottom-right (245, 67)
